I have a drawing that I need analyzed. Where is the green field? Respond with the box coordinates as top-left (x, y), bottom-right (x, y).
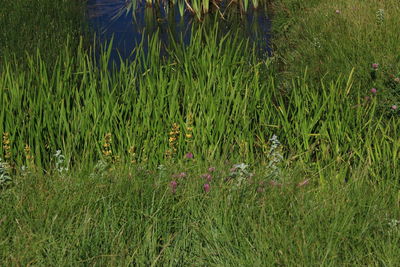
top-left (1, 0), bottom-right (399, 265)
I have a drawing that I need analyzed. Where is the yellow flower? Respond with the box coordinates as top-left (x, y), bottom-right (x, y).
top-left (2, 132), bottom-right (11, 159)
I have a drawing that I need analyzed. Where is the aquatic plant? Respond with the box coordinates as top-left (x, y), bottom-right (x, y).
top-left (122, 0), bottom-right (269, 21)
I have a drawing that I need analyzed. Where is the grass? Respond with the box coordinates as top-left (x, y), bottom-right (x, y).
top-left (1, 164), bottom-right (399, 265)
top-left (272, 0), bottom-right (400, 105)
top-left (1, 0), bottom-right (400, 264)
top-left (0, 0), bottom-right (86, 68)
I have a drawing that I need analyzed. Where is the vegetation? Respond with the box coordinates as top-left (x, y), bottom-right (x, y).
top-left (124, 0), bottom-right (270, 20)
top-left (1, 165), bottom-right (399, 265)
top-left (0, 0), bottom-right (86, 67)
top-left (272, 0), bottom-right (400, 108)
top-left (0, 0), bottom-right (399, 265)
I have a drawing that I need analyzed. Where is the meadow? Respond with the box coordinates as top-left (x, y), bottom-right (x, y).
top-left (1, 0), bottom-right (399, 265)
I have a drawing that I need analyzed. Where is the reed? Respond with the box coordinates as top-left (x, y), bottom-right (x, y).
top-left (1, 24), bottom-right (399, 181)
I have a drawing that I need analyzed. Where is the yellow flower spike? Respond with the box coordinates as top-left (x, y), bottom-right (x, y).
top-left (24, 144), bottom-right (33, 160)
top-left (2, 133), bottom-right (11, 160)
top-left (166, 122), bottom-right (181, 159)
top-left (101, 133), bottom-right (113, 160)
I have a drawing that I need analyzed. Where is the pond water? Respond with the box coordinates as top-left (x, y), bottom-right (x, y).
top-left (86, 0), bottom-right (272, 66)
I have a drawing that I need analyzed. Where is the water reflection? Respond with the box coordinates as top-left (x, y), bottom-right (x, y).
top-left (86, 0), bottom-right (272, 66)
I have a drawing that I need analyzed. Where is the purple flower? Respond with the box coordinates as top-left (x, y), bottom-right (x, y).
top-left (370, 88), bottom-right (377, 94)
top-left (201, 173), bottom-right (213, 182)
top-left (391, 105), bottom-right (398, 110)
top-left (185, 152), bottom-right (194, 159)
top-left (371, 63), bottom-right (379, 70)
top-left (170, 181), bottom-right (178, 193)
top-left (203, 183), bottom-right (210, 193)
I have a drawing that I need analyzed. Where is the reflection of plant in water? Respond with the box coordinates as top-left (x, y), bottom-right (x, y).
top-left (120, 0), bottom-right (266, 21)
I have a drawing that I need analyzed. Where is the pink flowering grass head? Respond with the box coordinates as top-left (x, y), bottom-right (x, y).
top-left (391, 105), bottom-right (398, 110)
top-left (371, 63), bottom-right (379, 70)
top-left (170, 181), bottom-right (178, 193)
top-left (203, 183), bottom-right (211, 193)
top-left (208, 167), bottom-right (216, 172)
top-left (370, 88), bottom-right (377, 94)
top-left (335, 9), bottom-right (340, 14)
top-left (185, 152), bottom-right (194, 159)
top-left (201, 173), bottom-right (213, 182)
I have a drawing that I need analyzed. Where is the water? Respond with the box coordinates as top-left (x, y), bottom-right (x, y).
top-left (86, 0), bottom-right (272, 66)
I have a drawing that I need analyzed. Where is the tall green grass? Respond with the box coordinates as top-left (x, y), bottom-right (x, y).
top-left (1, 24), bottom-right (399, 181)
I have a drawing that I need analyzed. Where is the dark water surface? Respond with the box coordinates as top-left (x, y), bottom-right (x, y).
top-left (86, 0), bottom-right (272, 66)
